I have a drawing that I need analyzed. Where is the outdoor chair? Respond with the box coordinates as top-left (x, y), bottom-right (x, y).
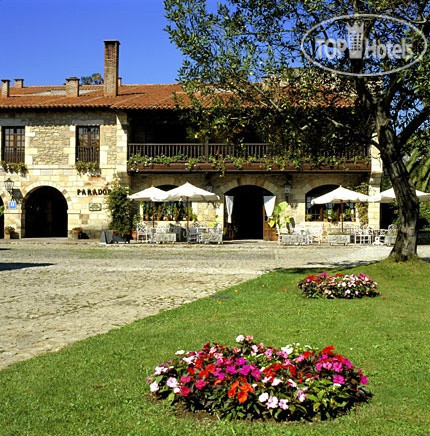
top-left (136, 222), bottom-right (150, 243)
top-left (308, 225), bottom-right (323, 244)
top-left (187, 225), bottom-right (199, 243)
top-left (354, 225), bottom-right (373, 244)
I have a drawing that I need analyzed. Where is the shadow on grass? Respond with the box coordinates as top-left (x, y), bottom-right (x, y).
top-left (0, 262), bottom-right (54, 271)
top-left (270, 260), bottom-right (381, 276)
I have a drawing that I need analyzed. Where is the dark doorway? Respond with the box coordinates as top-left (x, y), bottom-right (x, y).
top-left (0, 196), bottom-right (4, 238)
top-left (225, 185), bottom-right (273, 240)
top-left (25, 187), bottom-right (68, 237)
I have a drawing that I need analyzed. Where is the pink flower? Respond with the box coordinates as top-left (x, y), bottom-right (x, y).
top-left (226, 365), bottom-right (237, 374)
top-left (323, 361), bottom-right (332, 370)
top-left (251, 368), bottom-right (261, 380)
top-left (195, 380), bottom-right (207, 390)
top-left (333, 361), bottom-right (343, 372)
top-left (239, 365), bottom-right (252, 376)
top-left (167, 377), bottom-right (178, 388)
top-left (360, 375), bottom-right (368, 385)
top-left (246, 335), bottom-right (254, 341)
top-left (333, 375), bottom-right (345, 385)
top-left (180, 375), bottom-right (191, 384)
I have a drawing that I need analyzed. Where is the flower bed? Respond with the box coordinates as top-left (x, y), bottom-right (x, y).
top-left (298, 272), bottom-right (379, 299)
top-left (147, 336), bottom-right (371, 421)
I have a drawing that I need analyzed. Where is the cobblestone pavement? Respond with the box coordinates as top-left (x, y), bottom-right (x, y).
top-left (1, 239), bottom-right (429, 370)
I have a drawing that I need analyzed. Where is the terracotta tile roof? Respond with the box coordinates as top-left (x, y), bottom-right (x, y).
top-left (0, 82), bottom-right (352, 110)
top-left (0, 84), bottom-right (187, 110)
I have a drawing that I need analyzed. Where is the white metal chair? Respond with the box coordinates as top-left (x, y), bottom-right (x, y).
top-left (136, 222), bottom-right (150, 243)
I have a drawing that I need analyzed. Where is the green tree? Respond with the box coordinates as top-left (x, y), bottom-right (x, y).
top-left (164, 0), bottom-right (430, 261)
top-left (80, 73), bottom-right (104, 85)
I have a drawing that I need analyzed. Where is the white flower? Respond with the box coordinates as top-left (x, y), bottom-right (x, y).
top-left (266, 396), bottom-right (279, 409)
top-left (150, 381), bottom-right (159, 392)
top-left (279, 399), bottom-right (289, 410)
top-left (287, 379), bottom-right (297, 388)
top-left (154, 365), bottom-right (168, 375)
top-left (167, 377), bottom-right (178, 388)
top-left (271, 377), bottom-right (282, 386)
top-left (183, 356), bottom-right (196, 365)
top-left (175, 350), bottom-right (185, 355)
top-left (297, 390), bottom-right (306, 402)
top-left (281, 345), bottom-right (294, 355)
top-left (258, 392), bottom-right (269, 403)
top-left (236, 334), bottom-right (245, 343)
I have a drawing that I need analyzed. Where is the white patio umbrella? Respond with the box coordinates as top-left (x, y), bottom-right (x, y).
top-left (165, 182), bottom-right (220, 235)
top-left (311, 185), bottom-right (370, 232)
top-left (128, 186), bottom-right (169, 227)
top-left (367, 187), bottom-right (430, 203)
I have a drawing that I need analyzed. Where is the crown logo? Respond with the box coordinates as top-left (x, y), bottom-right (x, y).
top-left (347, 22), bottom-right (364, 59)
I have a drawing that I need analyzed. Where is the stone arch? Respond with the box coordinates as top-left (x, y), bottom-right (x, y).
top-left (23, 181), bottom-right (72, 207)
top-left (220, 176), bottom-right (280, 198)
top-left (23, 184), bottom-right (69, 237)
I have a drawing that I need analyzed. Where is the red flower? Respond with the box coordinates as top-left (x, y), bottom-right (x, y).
top-left (228, 381), bottom-right (240, 397)
top-left (180, 386), bottom-right (191, 397)
top-left (322, 345), bottom-right (335, 355)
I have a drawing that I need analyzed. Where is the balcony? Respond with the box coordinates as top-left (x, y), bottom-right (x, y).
top-left (127, 143), bottom-right (370, 174)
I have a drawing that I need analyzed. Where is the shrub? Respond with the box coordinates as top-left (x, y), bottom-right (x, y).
top-left (147, 336), bottom-right (371, 421)
top-left (298, 272), bottom-right (379, 299)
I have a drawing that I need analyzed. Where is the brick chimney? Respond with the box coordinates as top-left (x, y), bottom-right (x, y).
top-left (104, 40), bottom-right (120, 97)
top-left (1, 79), bottom-right (10, 97)
top-left (14, 78), bottom-right (24, 88)
top-left (66, 77), bottom-right (80, 97)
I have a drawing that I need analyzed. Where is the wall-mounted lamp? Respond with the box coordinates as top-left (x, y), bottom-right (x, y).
top-left (4, 178), bottom-right (14, 197)
top-left (284, 183), bottom-right (291, 195)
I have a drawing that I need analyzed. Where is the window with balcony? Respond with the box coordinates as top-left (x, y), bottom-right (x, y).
top-left (76, 126), bottom-right (100, 163)
top-left (1, 127), bottom-right (25, 163)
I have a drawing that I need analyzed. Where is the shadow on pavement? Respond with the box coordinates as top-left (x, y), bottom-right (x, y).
top-left (0, 262), bottom-right (54, 271)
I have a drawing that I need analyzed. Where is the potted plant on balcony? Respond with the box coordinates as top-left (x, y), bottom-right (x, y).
top-left (4, 226), bottom-right (15, 239)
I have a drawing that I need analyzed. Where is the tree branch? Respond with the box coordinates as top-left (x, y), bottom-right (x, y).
top-left (396, 106), bottom-right (430, 147)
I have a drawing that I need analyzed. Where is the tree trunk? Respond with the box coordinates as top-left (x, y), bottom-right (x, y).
top-left (376, 109), bottom-right (419, 262)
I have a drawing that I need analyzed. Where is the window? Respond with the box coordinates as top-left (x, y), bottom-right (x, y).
top-left (76, 126), bottom-right (100, 162)
top-left (305, 185), bottom-right (354, 222)
top-left (1, 127), bottom-right (25, 163)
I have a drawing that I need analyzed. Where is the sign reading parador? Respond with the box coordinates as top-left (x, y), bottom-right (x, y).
top-left (77, 188), bottom-right (112, 196)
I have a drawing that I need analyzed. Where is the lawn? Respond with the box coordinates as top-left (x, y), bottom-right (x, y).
top-left (1, 259), bottom-right (429, 435)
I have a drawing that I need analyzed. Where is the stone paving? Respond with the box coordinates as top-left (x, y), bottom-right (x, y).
top-left (1, 239), bottom-right (429, 370)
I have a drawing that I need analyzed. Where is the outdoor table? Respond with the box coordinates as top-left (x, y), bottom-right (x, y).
top-left (154, 232), bottom-right (176, 243)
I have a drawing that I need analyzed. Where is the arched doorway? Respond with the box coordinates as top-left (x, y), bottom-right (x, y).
top-left (225, 185), bottom-right (273, 240)
top-left (25, 187), bottom-right (68, 237)
top-left (0, 196), bottom-right (4, 239)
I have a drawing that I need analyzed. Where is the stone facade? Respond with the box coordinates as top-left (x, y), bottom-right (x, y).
top-left (0, 105), bottom-right (382, 239)
top-left (0, 110), bottom-right (129, 238)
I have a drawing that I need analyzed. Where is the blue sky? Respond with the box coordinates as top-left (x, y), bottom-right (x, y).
top-left (0, 0), bottom-right (187, 86)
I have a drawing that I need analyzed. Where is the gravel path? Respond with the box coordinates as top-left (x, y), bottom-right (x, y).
top-left (1, 239), bottom-right (429, 370)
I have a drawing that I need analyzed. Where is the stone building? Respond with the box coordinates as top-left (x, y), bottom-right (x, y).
top-left (0, 40), bottom-right (382, 240)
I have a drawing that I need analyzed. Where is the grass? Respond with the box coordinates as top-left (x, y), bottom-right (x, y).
top-left (1, 259), bottom-right (429, 435)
